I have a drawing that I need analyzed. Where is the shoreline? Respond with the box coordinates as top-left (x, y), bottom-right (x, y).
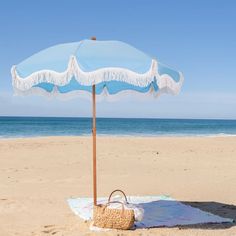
top-left (1, 133), bottom-right (236, 140)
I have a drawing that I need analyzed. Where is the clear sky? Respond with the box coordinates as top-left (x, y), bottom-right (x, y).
top-left (0, 0), bottom-right (235, 119)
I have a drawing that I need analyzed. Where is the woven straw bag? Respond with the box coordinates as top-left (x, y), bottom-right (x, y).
top-left (93, 189), bottom-right (135, 230)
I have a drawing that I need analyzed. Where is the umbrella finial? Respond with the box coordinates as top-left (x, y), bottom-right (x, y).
top-left (91, 36), bottom-right (96, 40)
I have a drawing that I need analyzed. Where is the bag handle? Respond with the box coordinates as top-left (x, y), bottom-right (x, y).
top-left (108, 189), bottom-right (128, 204)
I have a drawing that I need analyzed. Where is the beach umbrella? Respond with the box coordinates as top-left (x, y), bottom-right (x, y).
top-left (11, 37), bottom-right (184, 205)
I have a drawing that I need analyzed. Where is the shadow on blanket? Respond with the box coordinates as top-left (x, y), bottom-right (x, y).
top-left (180, 201), bottom-right (236, 229)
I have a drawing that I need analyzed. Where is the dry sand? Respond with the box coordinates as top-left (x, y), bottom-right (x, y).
top-left (0, 136), bottom-right (236, 236)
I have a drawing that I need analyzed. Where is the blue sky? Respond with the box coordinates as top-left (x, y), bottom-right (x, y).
top-left (0, 0), bottom-right (235, 119)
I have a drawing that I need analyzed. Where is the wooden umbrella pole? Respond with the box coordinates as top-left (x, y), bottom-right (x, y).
top-left (92, 83), bottom-right (97, 206)
top-left (91, 36), bottom-right (97, 206)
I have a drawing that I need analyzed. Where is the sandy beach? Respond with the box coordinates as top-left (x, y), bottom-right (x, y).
top-left (0, 136), bottom-right (236, 236)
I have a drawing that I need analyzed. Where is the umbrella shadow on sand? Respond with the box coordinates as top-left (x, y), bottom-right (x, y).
top-left (133, 200), bottom-right (235, 230)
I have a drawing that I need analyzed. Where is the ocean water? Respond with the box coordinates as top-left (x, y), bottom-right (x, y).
top-left (0, 117), bottom-right (236, 138)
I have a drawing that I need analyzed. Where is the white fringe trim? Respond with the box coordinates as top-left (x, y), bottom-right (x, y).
top-left (12, 56), bottom-right (157, 89)
top-left (11, 56), bottom-right (184, 98)
top-left (157, 72), bottom-right (184, 96)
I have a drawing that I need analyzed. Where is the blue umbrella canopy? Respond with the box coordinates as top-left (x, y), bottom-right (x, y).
top-left (11, 39), bottom-right (183, 97)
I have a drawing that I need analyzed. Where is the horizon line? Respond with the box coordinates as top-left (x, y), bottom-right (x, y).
top-left (0, 115), bottom-right (236, 121)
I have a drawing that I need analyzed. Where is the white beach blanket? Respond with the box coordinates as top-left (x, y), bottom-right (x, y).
top-left (67, 195), bottom-right (233, 229)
